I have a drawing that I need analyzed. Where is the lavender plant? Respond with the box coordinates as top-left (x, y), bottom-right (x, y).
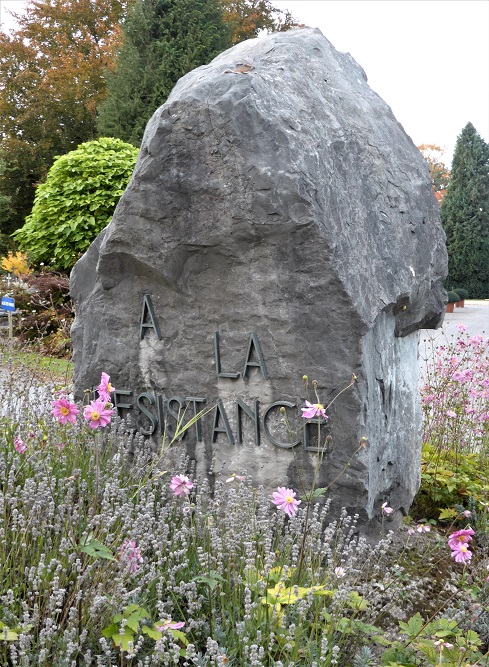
top-left (0, 342), bottom-right (488, 666)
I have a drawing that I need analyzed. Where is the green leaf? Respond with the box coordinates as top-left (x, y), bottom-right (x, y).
top-left (194, 572), bottom-right (225, 590)
top-left (79, 538), bottom-right (116, 561)
top-left (398, 613), bottom-right (424, 638)
top-left (348, 591), bottom-right (368, 610)
top-left (170, 629), bottom-right (188, 645)
top-left (0, 621), bottom-right (18, 641)
top-left (101, 623), bottom-right (119, 639)
top-left (142, 625), bottom-right (162, 641)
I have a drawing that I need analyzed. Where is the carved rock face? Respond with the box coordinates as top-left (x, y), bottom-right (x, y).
top-left (71, 28), bottom-right (447, 533)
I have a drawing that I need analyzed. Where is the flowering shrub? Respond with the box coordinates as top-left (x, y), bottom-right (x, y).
top-left (420, 326), bottom-right (489, 454)
top-left (415, 328), bottom-right (489, 521)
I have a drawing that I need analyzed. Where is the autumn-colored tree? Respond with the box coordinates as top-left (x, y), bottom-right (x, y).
top-left (221, 0), bottom-right (297, 44)
top-left (0, 0), bottom-right (128, 236)
top-left (418, 144), bottom-right (451, 204)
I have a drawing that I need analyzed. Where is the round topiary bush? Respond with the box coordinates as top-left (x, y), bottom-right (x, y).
top-left (453, 288), bottom-right (469, 300)
top-left (447, 291), bottom-right (461, 303)
top-left (13, 138), bottom-right (139, 272)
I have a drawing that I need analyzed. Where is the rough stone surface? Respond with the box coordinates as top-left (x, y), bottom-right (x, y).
top-left (71, 28), bottom-right (447, 533)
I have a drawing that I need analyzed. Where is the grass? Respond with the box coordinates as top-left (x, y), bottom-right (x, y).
top-left (0, 340), bottom-right (72, 383)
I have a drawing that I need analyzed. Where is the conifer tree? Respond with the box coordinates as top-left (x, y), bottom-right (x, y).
top-left (97, 0), bottom-right (231, 146)
top-left (441, 122), bottom-right (489, 298)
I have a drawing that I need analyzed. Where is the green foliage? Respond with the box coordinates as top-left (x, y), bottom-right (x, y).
top-left (446, 290), bottom-right (460, 303)
top-left (452, 287), bottom-right (469, 300)
top-left (380, 613), bottom-right (486, 666)
top-left (411, 443), bottom-right (489, 521)
top-left (0, 0), bottom-right (128, 237)
top-left (441, 122), bottom-right (489, 298)
top-left (97, 0), bottom-right (232, 146)
top-left (101, 604), bottom-right (190, 653)
top-left (13, 138), bottom-right (138, 271)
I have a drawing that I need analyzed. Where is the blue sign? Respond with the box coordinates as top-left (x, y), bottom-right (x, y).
top-left (1, 296), bottom-right (15, 312)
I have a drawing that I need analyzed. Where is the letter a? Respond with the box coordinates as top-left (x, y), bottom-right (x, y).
top-left (140, 294), bottom-right (162, 340)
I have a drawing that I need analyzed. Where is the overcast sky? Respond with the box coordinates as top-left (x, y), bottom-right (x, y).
top-left (272, 0), bottom-right (489, 166)
top-left (1, 0), bottom-right (488, 167)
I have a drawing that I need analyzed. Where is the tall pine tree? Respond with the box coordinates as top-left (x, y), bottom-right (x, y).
top-left (441, 122), bottom-right (489, 298)
top-left (97, 0), bottom-right (231, 146)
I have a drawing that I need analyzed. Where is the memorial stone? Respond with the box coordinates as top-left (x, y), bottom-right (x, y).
top-left (71, 28), bottom-right (447, 532)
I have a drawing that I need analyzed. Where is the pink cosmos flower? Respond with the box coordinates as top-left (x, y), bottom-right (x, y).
top-left (448, 528), bottom-right (475, 550)
top-left (416, 525), bottom-right (431, 533)
top-left (170, 474), bottom-right (193, 498)
top-left (446, 410), bottom-right (457, 418)
top-left (272, 487), bottom-right (301, 518)
top-left (97, 372), bottom-right (115, 402)
top-left (225, 474), bottom-right (246, 483)
top-left (450, 544), bottom-right (472, 563)
top-left (83, 398), bottom-right (114, 429)
top-left (14, 437), bottom-right (27, 454)
top-left (469, 335), bottom-right (483, 347)
top-left (382, 502), bottom-right (394, 516)
top-left (456, 323), bottom-right (467, 333)
top-left (301, 401), bottom-right (327, 420)
top-left (120, 540), bottom-right (144, 574)
top-left (156, 620), bottom-right (185, 632)
top-left (51, 397), bottom-right (79, 425)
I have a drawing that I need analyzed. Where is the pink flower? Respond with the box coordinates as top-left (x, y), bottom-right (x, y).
top-left (448, 528), bottom-right (475, 550)
top-left (450, 544), bottom-right (472, 563)
top-left (456, 323), bottom-right (467, 332)
top-left (170, 475), bottom-right (193, 498)
top-left (469, 335), bottom-right (483, 347)
top-left (446, 410), bottom-right (457, 418)
top-left (14, 437), bottom-right (27, 454)
top-left (51, 397), bottom-right (79, 425)
top-left (301, 401), bottom-right (327, 419)
top-left (83, 398), bottom-right (114, 429)
top-left (97, 372), bottom-right (115, 402)
top-left (120, 540), bottom-right (143, 574)
top-left (156, 620), bottom-right (185, 632)
top-left (382, 502), bottom-right (394, 516)
top-left (461, 510), bottom-right (471, 518)
top-left (272, 487), bottom-right (301, 517)
top-left (416, 525), bottom-right (431, 533)
top-left (225, 474), bottom-right (246, 483)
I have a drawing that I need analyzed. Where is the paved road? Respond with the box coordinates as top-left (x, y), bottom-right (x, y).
top-left (419, 299), bottom-right (489, 342)
top-left (418, 300), bottom-right (489, 382)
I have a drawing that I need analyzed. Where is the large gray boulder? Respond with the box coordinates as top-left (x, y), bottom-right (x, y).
top-left (71, 28), bottom-right (447, 532)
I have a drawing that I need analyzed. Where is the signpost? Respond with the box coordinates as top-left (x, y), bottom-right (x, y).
top-left (1, 296), bottom-right (15, 340)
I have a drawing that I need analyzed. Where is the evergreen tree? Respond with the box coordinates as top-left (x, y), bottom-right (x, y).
top-left (97, 0), bottom-right (231, 146)
top-left (441, 122), bottom-right (489, 298)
